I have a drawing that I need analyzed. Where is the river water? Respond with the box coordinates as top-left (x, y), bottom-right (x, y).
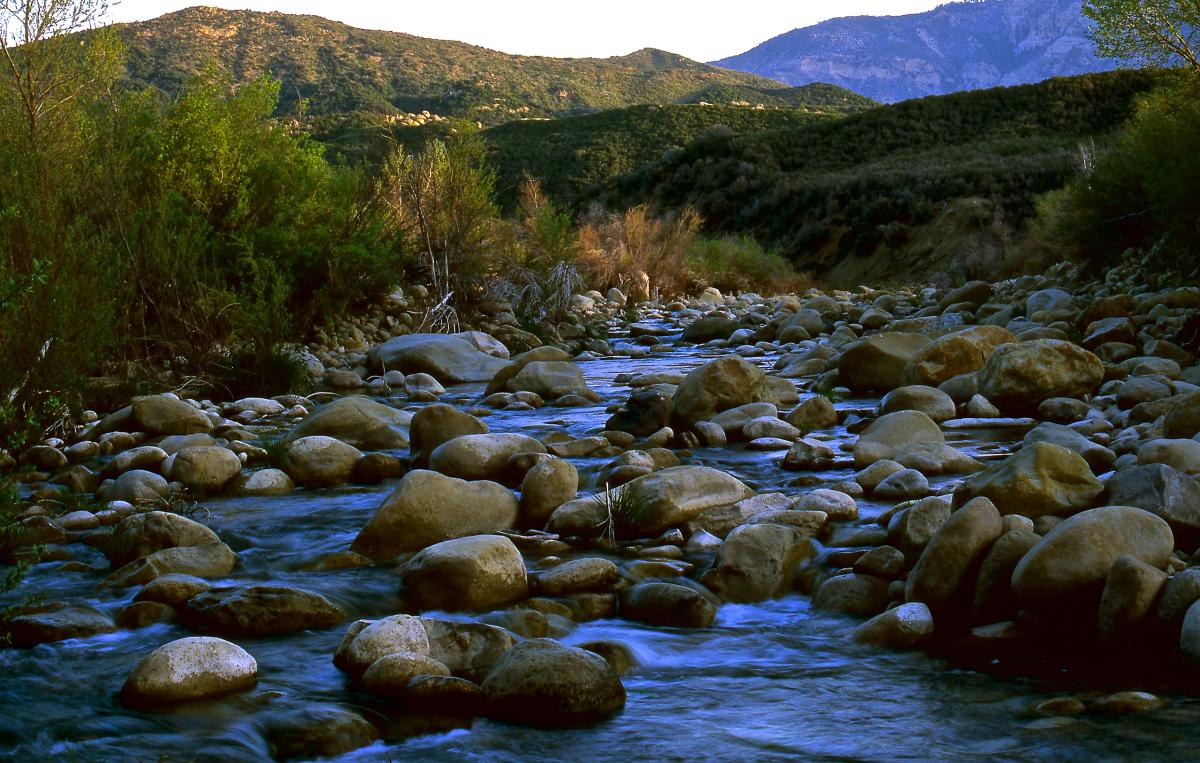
top-left (3, 331), bottom-right (1200, 762)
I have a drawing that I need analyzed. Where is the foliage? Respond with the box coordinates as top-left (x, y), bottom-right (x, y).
top-left (578, 205), bottom-right (701, 298)
top-left (685, 236), bottom-right (812, 295)
top-left (1033, 73), bottom-right (1200, 268)
top-left (1084, 0), bottom-right (1200, 71)
top-left (105, 7), bottom-right (875, 126)
top-left (602, 70), bottom-right (1165, 274)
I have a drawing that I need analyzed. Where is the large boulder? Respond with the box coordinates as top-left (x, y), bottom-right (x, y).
top-left (401, 535), bottom-right (528, 611)
top-left (1105, 464), bottom-right (1200, 545)
top-left (180, 585), bottom-right (344, 638)
top-left (357, 653), bottom-right (451, 698)
top-left (902, 325), bottom-right (1017, 387)
top-left (429, 433), bottom-right (546, 484)
top-left (1023, 423), bottom-right (1116, 473)
top-left (279, 436), bottom-right (363, 488)
top-left (5, 605), bottom-right (116, 647)
top-left (701, 523), bottom-right (813, 603)
top-left (131, 394), bottom-right (213, 436)
top-left (670, 357), bottom-right (768, 432)
top-left (167, 446), bottom-right (242, 495)
top-left (334, 614), bottom-right (430, 677)
top-left (409, 405), bottom-right (488, 468)
top-left (977, 340), bottom-right (1103, 414)
top-left (421, 618), bottom-right (518, 680)
top-left (120, 637), bottom-right (257, 706)
top-left (605, 385), bottom-right (674, 437)
top-left (519, 458), bottom-right (579, 528)
top-left (1164, 391), bottom-right (1200, 438)
top-left (611, 465), bottom-right (754, 537)
top-left (104, 542), bottom-right (237, 588)
top-left (1011, 506), bottom-right (1174, 605)
top-left (283, 396), bottom-right (410, 450)
top-left (853, 411), bottom-right (944, 468)
top-left (503, 361), bottom-right (597, 400)
top-left (368, 334), bottom-right (511, 384)
top-left (682, 316), bottom-right (740, 343)
top-left (853, 602), bottom-right (934, 649)
top-left (619, 581), bottom-right (716, 628)
top-left (351, 470), bottom-right (518, 560)
top-left (905, 497), bottom-right (1003, 613)
top-left (880, 385), bottom-right (956, 422)
top-left (838, 332), bottom-right (931, 393)
top-left (953, 442), bottom-right (1103, 518)
top-left (95, 511), bottom-right (221, 568)
top-left (480, 640), bottom-right (626, 728)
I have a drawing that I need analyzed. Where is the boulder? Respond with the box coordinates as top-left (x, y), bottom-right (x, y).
top-left (880, 385), bottom-right (956, 422)
top-left (421, 618), bottom-right (518, 680)
top-left (262, 706), bottom-right (380, 761)
top-left (670, 357), bottom-right (768, 431)
top-left (429, 433), bottom-right (546, 484)
top-left (233, 468), bottom-right (294, 496)
top-left (504, 361), bottom-right (596, 400)
top-left (853, 603), bottom-right (934, 648)
top-left (786, 396), bottom-right (838, 432)
top-left (853, 411), bottom-right (944, 468)
top-left (977, 340), bottom-right (1104, 414)
top-left (104, 542), bottom-right (237, 588)
top-left (1137, 439), bottom-right (1200, 477)
top-left (812, 573), bottom-right (892, 617)
top-left (279, 436), bottom-right (363, 488)
top-left (519, 458), bottom-right (579, 528)
top-left (102, 469), bottom-right (170, 504)
top-left (1097, 555), bottom-right (1166, 643)
top-left (352, 470), bottom-right (518, 560)
top-left (5, 605), bottom-right (116, 648)
top-left (180, 585), bottom-right (345, 638)
top-left (1105, 464), bottom-right (1200, 545)
top-left (481, 639), bottom-right (626, 728)
top-left (972, 530), bottom-right (1040, 622)
top-left (1023, 423), bottom-right (1116, 473)
top-left (902, 325), bottom-right (1017, 387)
top-left (1012, 506), bottom-right (1174, 605)
top-left (401, 535), bottom-right (528, 611)
top-left (96, 511), bottom-right (221, 568)
top-left (953, 442), bottom-right (1103, 518)
top-left (168, 446), bottom-right (242, 495)
top-left (131, 394), bottom-right (213, 436)
top-left (1164, 391), bottom-right (1200, 438)
top-left (905, 497), bottom-right (1003, 613)
top-left (283, 396), bottom-right (410, 450)
top-left (120, 637), bottom-right (257, 706)
top-left (334, 614), bottom-right (430, 676)
top-left (611, 466), bottom-right (754, 537)
top-left (620, 581), bottom-right (716, 628)
top-left (606, 385), bottom-right (673, 437)
top-left (838, 332), bottom-right (931, 393)
top-left (368, 333), bottom-right (511, 384)
top-left (701, 523), bottom-right (813, 603)
top-left (409, 405), bottom-right (488, 468)
top-left (682, 316), bottom-right (739, 343)
top-left (537, 557), bottom-right (619, 596)
top-left (357, 652), bottom-right (451, 698)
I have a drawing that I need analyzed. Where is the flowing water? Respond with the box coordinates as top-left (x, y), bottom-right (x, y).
top-left (4, 333), bottom-right (1200, 762)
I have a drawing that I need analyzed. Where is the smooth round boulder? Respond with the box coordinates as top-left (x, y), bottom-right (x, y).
top-left (853, 602), bottom-right (934, 648)
top-left (902, 326), bottom-right (1017, 387)
top-left (283, 396), bottom-right (410, 450)
top-left (620, 581), bottom-right (716, 627)
top-left (786, 396), bottom-right (838, 432)
top-left (180, 585), bottom-right (345, 638)
top-left (1012, 506), bottom-right (1174, 605)
top-left (977, 340), bottom-right (1104, 414)
top-left (280, 436), bottom-right (363, 488)
top-left (120, 637), bottom-right (257, 706)
top-left (233, 468), bottom-right (294, 496)
top-left (168, 446), bottom-right (242, 495)
top-left (610, 465), bottom-right (754, 537)
top-left (853, 411), bottom-right (944, 468)
top-left (351, 470), bottom-right (518, 560)
top-left (356, 651), bottom-right (451, 698)
top-left (429, 433), bottom-right (546, 484)
top-left (335, 614), bottom-right (430, 677)
top-left (368, 333), bottom-right (511, 384)
top-left (505, 361), bottom-right (596, 400)
top-left (537, 557), bottom-right (619, 596)
top-left (518, 458), bottom-right (579, 528)
top-left (401, 535), bottom-right (528, 611)
top-left (409, 404), bottom-right (488, 468)
top-left (1105, 464), bottom-right (1200, 545)
top-left (481, 639), bottom-right (626, 728)
top-left (838, 332), bottom-right (931, 393)
top-left (98, 510), bottom-right (221, 568)
top-left (131, 394), bottom-right (213, 436)
top-left (670, 357), bottom-right (768, 432)
top-left (905, 497), bottom-right (1002, 613)
top-left (953, 442), bottom-right (1102, 519)
top-left (880, 386), bottom-right (956, 423)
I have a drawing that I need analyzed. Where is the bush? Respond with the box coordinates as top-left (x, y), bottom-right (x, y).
top-left (578, 205), bottom-right (700, 297)
top-left (685, 235), bottom-right (811, 294)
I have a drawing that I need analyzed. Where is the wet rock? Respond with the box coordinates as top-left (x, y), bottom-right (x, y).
top-left (906, 497), bottom-right (1002, 612)
top-left (409, 405), bottom-right (488, 468)
top-left (670, 356), bottom-right (768, 432)
top-left (853, 410), bottom-right (944, 468)
top-left (853, 602), bottom-right (934, 648)
top-left (166, 446), bottom-right (242, 495)
top-left (1023, 423), bottom-right (1115, 473)
top-left (874, 469), bottom-right (930, 500)
top-left (977, 340), bottom-right (1104, 414)
top-left (701, 523), bottom-right (813, 602)
top-left (620, 581), bottom-right (716, 627)
top-left (96, 511), bottom-right (221, 568)
top-left (682, 316), bottom-right (739, 343)
top-left (368, 333), bottom-right (511, 384)
top-left (104, 542), bottom-right (237, 588)
top-left (429, 433), bottom-right (546, 484)
top-left (284, 395), bottom-right (411, 450)
top-left (263, 706), bottom-right (380, 761)
top-left (972, 530), bottom-right (1040, 622)
top-left (335, 614), bottom-right (429, 676)
top-left (953, 442), bottom-right (1103, 518)
top-left (131, 394), bottom-right (213, 436)
top-left (813, 573), bottom-right (892, 616)
top-left (351, 453), bottom-right (406, 483)
top-left (781, 437), bottom-right (836, 470)
top-left (481, 639), bottom-right (625, 728)
top-left (232, 468), bottom-right (294, 496)
top-left (902, 325), bottom-right (1017, 387)
top-left (357, 651), bottom-right (451, 698)
top-left (100, 469), bottom-right (170, 504)
top-left (612, 465), bottom-right (754, 537)
top-left (839, 332), bottom-right (931, 393)
top-left (503, 361), bottom-right (597, 401)
top-left (1097, 555), bottom-right (1167, 643)
top-left (421, 618), bottom-right (518, 680)
top-left (403, 675), bottom-right (488, 716)
top-left (134, 573), bottom-right (211, 607)
top-left (579, 641), bottom-right (636, 676)
top-left (519, 458), bottom-right (579, 528)
top-left (795, 489), bottom-right (858, 520)
top-left (1163, 390), bottom-right (1200, 438)
top-left (279, 436), bottom-right (363, 488)
top-left (895, 442), bottom-right (983, 475)
top-left (181, 585), bottom-right (345, 638)
top-left (120, 637), bottom-right (257, 706)
top-left (1105, 464), bottom-right (1200, 546)
top-left (880, 385), bottom-right (956, 422)
top-left (537, 558), bottom-right (618, 596)
top-left (1096, 691), bottom-right (1165, 714)
top-left (785, 396), bottom-right (838, 432)
top-left (1012, 506), bottom-right (1174, 606)
top-left (352, 470), bottom-right (518, 560)
top-left (1137, 439), bottom-right (1200, 477)
top-left (605, 385), bottom-right (674, 437)
top-left (5, 605), bottom-right (116, 647)
top-left (401, 535), bottom-right (528, 611)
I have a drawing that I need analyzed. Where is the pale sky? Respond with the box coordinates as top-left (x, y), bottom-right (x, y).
top-left (106, 1), bottom-right (946, 61)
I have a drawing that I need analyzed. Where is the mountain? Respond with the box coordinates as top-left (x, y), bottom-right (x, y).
top-left (714, 0), bottom-right (1115, 103)
top-left (113, 6), bottom-right (871, 124)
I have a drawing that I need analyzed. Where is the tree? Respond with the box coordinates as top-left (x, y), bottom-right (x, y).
top-left (1083, 0), bottom-right (1200, 72)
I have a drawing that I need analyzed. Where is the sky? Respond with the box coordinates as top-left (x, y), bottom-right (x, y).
top-left (107, 1), bottom-right (947, 61)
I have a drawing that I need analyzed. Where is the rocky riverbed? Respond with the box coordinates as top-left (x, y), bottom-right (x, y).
top-left (4, 260), bottom-right (1200, 761)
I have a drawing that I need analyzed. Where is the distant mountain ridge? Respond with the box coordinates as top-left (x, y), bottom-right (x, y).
top-left (714, 0), bottom-right (1115, 103)
top-left (112, 6), bottom-right (873, 124)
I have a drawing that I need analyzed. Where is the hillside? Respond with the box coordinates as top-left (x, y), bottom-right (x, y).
top-left (605, 70), bottom-right (1165, 284)
top-left (113, 6), bottom-right (871, 124)
top-left (481, 103), bottom-right (859, 209)
top-left (715, 0), bottom-right (1113, 103)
